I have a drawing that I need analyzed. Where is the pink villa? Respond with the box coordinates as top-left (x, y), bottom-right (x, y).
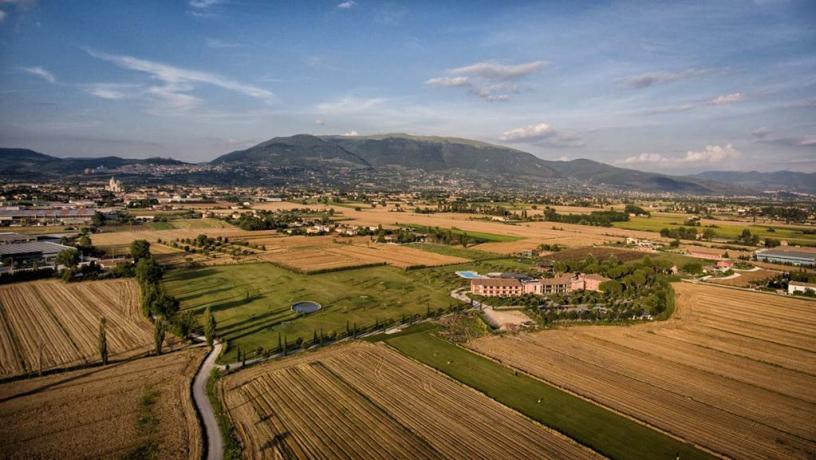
top-left (471, 273), bottom-right (610, 298)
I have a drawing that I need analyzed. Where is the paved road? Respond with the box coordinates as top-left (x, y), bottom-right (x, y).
top-left (193, 341), bottom-right (224, 460)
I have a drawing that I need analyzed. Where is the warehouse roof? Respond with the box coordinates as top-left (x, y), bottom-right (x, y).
top-left (0, 241), bottom-right (72, 256)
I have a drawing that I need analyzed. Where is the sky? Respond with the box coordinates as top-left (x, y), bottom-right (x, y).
top-left (0, 0), bottom-right (814, 174)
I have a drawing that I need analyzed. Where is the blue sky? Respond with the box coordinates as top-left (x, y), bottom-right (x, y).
top-left (1, 0), bottom-right (814, 173)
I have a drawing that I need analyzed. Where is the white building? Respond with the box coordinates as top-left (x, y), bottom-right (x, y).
top-left (107, 176), bottom-right (124, 193)
top-left (788, 281), bottom-right (816, 295)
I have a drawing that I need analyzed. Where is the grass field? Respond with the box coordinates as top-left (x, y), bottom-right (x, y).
top-left (163, 263), bottom-right (461, 362)
top-left (614, 215), bottom-right (816, 245)
top-left (0, 348), bottom-right (205, 459)
top-left (384, 329), bottom-right (711, 460)
top-left (410, 242), bottom-right (501, 260)
top-left (470, 283), bottom-right (816, 459)
top-left (221, 342), bottom-right (596, 459)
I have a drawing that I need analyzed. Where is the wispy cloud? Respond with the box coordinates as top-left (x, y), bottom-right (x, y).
top-left (205, 38), bottom-right (242, 49)
top-left (752, 128), bottom-right (815, 148)
top-left (315, 96), bottom-right (387, 115)
top-left (0, 10), bottom-right (7, 22)
top-left (426, 60), bottom-right (546, 101)
top-left (83, 82), bottom-right (141, 100)
top-left (499, 122), bottom-right (584, 148)
top-left (337, 1), bottom-right (357, 9)
top-left (644, 91), bottom-right (746, 114)
top-left (621, 68), bottom-right (714, 89)
top-left (20, 66), bottom-right (56, 84)
top-left (616, 144), bottom-right (741, 166)
top-left (188, 0), bottom-right (226, 17)
top-left (85, 49), bottom-right (275, 111)
top-left (342, 130), bottom-right (359, 136)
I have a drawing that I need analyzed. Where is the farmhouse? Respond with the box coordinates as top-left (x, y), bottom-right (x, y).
top-left (755, 247), bottom-right (816, 267)
top-left (471, 273), bottom-right (610, 297)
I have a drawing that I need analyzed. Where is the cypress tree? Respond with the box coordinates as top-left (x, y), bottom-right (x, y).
top-left (204, 306), bottom-right (216, 347)
top-left (154, 318), bottom-right (165, 355)
top-left (313, 330), bottom-right (318, 346)
top-left (282, 335), bottom-right (287, 356)
top-left (98, 317), bottom-right (109, 365)
top-left (277, 332), bottom-right (282, 352)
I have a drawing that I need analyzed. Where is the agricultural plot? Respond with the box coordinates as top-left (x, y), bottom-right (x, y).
top-left (163, 263), bottom-right (457, 362)
top-left (469, 283), bottom-right (816, 459)
top-left (91, 227), bottom-right (278, 251)
top-left (0, 279), bottom-right (154, 378)
top-left (0, 348), bottom-right (204, 459)
top-left (708, 268), bottom-right (779, 287)
top-left (258, 236), bottom-right (468, 273)
top-left (221, 342), bottom-right (596, 460)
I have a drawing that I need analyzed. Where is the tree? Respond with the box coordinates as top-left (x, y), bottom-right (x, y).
top-left (682, 261), bottom-right (704, 275)
top-left (77, 233), bottom-right (93, 250)
top-left (135, 257), bottom-right (163, 285)
top-left (98, 317), bottom-right (109, 365)
top-left (204, 306), bottom-right (216, 347)
top-left (154, 318), bottom-right (165, 355)
top-left (277, 332), bottom-right (282, 353)
top-left (129, 239), bottom-right (151, 261)
top-left (172, 310), bottom-right (195, 340)
top-left (56, 248), bottom-right (80, 269)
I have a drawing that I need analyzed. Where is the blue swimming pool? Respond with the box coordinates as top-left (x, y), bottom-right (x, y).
top-left (455, 271), bottom-right (485, 279)
top-left (291, 301), bottom-right (322, 314)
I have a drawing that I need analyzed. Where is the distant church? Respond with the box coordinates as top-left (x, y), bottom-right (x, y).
top-left (107, 176), bottom-right (124, 193)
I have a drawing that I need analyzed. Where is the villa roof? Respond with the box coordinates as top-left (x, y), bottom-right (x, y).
top-left (471, 278), bottom-right (522, 287)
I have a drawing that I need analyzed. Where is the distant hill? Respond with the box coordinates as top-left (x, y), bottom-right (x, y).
top-left (0, 148), bottom-right (188, 178)
top-left (694, 170), bottom-right (816, 194)
top-left (213, 134), bottom-right (715, 192)
top-left (0, 136), bottom-right (777, 194)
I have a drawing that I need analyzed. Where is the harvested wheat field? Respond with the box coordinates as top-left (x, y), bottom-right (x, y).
top-left (0, 279), bottom-right (154, 378)
top-left (92, 227), bottom-right (279, 250)
top-left (708, 268), bottom-right (780, 287)
top-left (222, 342), bottom-right (597, 460)
top-left (0, 348), bottom-right (205, 459)
top-left (259, 236), bottom-right (468, 272)
top-left (469, 283), bottom-right (816, 459)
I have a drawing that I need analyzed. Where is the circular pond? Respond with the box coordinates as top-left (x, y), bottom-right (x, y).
top-left (291, 300), bottom-right (322, 314)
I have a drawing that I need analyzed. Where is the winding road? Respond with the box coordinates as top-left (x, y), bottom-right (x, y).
top-left (193, 341), bottom-right (224, 460)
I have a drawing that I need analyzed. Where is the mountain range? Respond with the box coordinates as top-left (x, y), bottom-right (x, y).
top-left (1, 134), bottom-right (813, 194)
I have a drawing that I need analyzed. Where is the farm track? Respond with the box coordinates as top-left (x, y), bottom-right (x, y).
top-left (222, 342), bottom-right (598, 460)
top-left (0, 279), bottom-right (154, 378)
top-left (469, 283), bottom-right (816, 459)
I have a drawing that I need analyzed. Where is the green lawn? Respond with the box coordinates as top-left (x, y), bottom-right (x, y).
top-left (614, 216), bottom-right (815, 245)
top-left (385, 329), bottom-right (713, 460)
top-left (163, 263), bottom-right (462, 362)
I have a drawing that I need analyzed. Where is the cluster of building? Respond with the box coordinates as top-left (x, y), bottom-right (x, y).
top-left (470, 272), bottom-right (610, 298)
top-left (755, 246), bottom-right (816, 267)
top-left (0, 232), bottom-right (73, 271)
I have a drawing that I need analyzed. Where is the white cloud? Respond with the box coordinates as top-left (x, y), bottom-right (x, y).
top-left (621, 68), bottom-right (713, 89)
top-left (20, 66), bottom-right (56, 84)
top-left (85, 49), bottom-right (275, 111)
top-left (426, 60), bottom-right (545, 101)
top-left (710, 92), bottom-right (744, 105)
top-left (83, 83), bottom-right (141, 100)
top-left (342, 130), bottom-right (359, 136)
top-left (425, 76), bottom-right (470, 87)
top-left (617, 144), bottom-right (741, 165)
top-left (0, 10), bottom-right (6, 22)
top-left (337, 1), bottom-right (356, 9)
top-left (499, 122), bottom-right (584, 147)
top-left (316, 96), bottom-right (387, 115)
top-left (449, 60), bottom-right (546, 80)
top-left (189, 0), bottom-right (223, 8)
top-left (315, 118), bottom-right (325, 126)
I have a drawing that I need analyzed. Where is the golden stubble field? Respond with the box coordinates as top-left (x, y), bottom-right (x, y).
top-left (469, 283), bottom-right (816, 459)
top-left (0, 348), bottom-right (205, 459)
top-left (257, 235), bottom-right (468, 272)
top-left (0, 279), bottom-right (154, 378)
top-left (221, 342), bottom-right (598, 460)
